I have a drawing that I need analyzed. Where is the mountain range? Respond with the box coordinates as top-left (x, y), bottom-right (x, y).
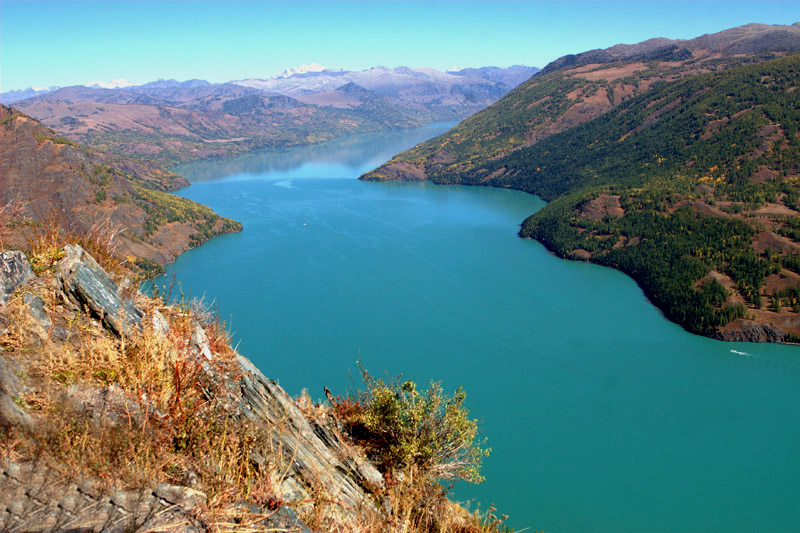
top-left (2, 65), bottom-right (538, 167)
top-left (363, 22), bottom-right (800, 344)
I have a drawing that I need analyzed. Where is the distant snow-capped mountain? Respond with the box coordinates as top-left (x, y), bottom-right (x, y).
top-left (273, 62), bottom-right (332, 79)
top-left (233, 65), bottom-right (540, 105)
top-left (86, 78), bottom-right (136, 89)
top-left (0, 86), bottom-right (59, 104)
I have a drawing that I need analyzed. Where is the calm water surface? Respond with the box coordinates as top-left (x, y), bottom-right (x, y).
top-left (163, 125), bottom-right (800, 532)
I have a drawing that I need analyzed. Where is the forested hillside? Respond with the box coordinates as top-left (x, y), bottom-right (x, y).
top-left (363, 26), bottom-right (800, 343)
top-left (364, 23), bottom-right (800, 184)
top-left (518, 55), bottom-right (800, 340)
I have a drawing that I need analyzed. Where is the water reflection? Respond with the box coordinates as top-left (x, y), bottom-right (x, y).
top-left (175, 123), bottom-right (457, 183)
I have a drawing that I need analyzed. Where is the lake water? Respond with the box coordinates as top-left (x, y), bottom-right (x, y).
top-left (163, 125), bottom-right (800, 532)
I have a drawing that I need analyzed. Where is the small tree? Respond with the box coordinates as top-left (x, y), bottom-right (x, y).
top-left (772, 291), bottom-right (782, 312)
top-left (338, 364), bottom-right (489, 484)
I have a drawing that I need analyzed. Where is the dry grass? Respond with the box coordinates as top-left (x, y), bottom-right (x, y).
top-left (0, 242), bottom-right (515, 532)
top-left (26, 208), bottom-right (126, 277)
top-left (0, 271), bottom-right (288, 529)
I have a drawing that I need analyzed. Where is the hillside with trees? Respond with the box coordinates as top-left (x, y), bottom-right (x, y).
top-left (363, 24), bottom-right (800, 343)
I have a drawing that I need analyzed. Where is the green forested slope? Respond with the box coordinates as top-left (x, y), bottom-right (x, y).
top-left (474, 55), bottom-right (800, 198)
top-left (362, 55), bottom-right (777, 184)
top-left (514, 55), bottom-right (800, 337)
top-left (366, 53), bottom-right (800, 342)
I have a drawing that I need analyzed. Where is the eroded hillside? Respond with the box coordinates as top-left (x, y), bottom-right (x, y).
top-left (0, 105), bottom-right (241, 271)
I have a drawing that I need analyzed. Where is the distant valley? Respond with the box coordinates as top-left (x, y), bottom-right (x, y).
top-left (2, 65), bottom-right (538, 168)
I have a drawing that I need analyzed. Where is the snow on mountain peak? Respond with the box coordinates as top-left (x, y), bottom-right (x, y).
top-left (273, 63), bottom-right (329, 79)
top-left (86, 78), bottom-right (135, 89)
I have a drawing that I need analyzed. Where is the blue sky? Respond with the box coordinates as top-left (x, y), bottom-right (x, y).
top-left (1, 0), bottom-right (799, 91)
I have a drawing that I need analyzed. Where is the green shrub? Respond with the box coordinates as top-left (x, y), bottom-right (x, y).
top-left (339, 364), bottom-right (489, 484)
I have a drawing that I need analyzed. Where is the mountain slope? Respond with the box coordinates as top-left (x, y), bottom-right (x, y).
top-left (13, 91), bottom-right (429, 168)
top-left (0, 105), bottom-right (241, 268)
top-left (517, 55), bottom-right (800, 341)
top-left (363, 25), bottom-right (800, 343)
top-left (364, 23), bottom-right (800, 185)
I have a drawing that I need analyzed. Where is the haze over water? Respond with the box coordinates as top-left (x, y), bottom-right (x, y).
top-left (163, 125), bottom-right (800, 532)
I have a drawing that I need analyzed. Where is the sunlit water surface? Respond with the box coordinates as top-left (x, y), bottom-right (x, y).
top-left (155, 125), bottom-right (800, 532)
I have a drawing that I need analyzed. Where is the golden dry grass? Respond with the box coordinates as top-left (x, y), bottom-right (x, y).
top-left (1, 243), bottom-right (514, 532)
top-left (0, 273), bottom-right (288, 529)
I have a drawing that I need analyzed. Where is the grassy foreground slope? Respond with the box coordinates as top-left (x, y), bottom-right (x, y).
top-left (365, 41), bottom-right (800, 342)
top-left (0, 241), bottom-right (505, 532)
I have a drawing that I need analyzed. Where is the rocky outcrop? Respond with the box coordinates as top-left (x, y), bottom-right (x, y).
top-left (237, 355), bottom-right (385, 516)
top-left (0, 458), bottom-right (315, 532)
top-left (56, 244), bottom-right (143, 336)
top-left (0, 252), bottom-right (35, 429)
top-left (714, 319), bottom-right (788, 343)
top-left (0, 460), bottom-right (207, 532)
top-left (0, 251), bottom-right (33, 306)
top-left (2, 245), bottom-right (378, 529)
top-left (48, 245), bottom-right (384, 510)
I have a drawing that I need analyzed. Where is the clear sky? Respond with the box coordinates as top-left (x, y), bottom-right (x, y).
top-left (1, 0), bottom-right (799, 91)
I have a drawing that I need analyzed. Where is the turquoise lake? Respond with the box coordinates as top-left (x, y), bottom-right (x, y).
top-left (162, 125), bottom-right (800, 532)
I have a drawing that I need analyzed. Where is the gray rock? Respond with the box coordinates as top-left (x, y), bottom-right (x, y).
top-left (23, 292), bottom-right (50, 327)
top-left (264, 505), bottom-right (313, 533)
top-left (153, 482), bottom-right (207, 510)
top-left (0, 251), bottom-right (34, 305)
top-left (0, 352), bottom-right (33, 429)
top-left (56, 244), bottom-right (142, 337)
top-left (21, 292), bottom-right (68, 340)
top-left (715, 319), bottom-right (787, 343)
top-left (236, 355), bottom-right (384, 519)
top-left (1, 460), bottom-right (206, 532)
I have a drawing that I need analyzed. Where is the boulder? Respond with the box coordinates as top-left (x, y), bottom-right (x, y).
top-left (56, 244), bottom-right (142, 336)
top-left (0, 251), bottom-right (34, 306)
